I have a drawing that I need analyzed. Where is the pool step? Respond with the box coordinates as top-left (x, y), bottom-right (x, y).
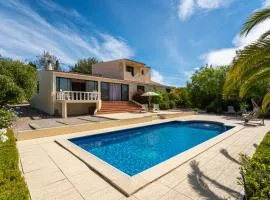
top-left (97, 101), bottom-right (142, 114)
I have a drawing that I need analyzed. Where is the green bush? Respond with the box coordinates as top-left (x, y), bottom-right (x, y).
top-left (0, 58), bottom-right (37, 105)
top-left (160, 101), bottom-right (170, 110)
top-left (169, 101), bottom-right (176, 109)
top-left (0, 75), bottom-right (25, 105)
top-left (0, 129), bottom-right (29, 200)
top-left (239, 132), bottom-right (270, 199)
top-left (0, 108), bottom-right (16, 129)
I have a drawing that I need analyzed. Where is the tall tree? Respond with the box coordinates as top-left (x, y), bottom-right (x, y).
top-left (187, 66), bottom-right (228, 111)
top-left (71, 57), bottom-right (99, 74)
top-left (36, 51), bottom-right (61, 71)
top-left (224, 7), bottom-right (270, 112)
top-left (0, 58), bottom-right (37, 105)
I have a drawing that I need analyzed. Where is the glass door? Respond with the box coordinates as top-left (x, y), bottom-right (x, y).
top-left (101, 82), bottom-right (110, 100)
top-left (121, 84), bottom-right (129, 101)
top-left (109, 83), bottom-right (121, 101)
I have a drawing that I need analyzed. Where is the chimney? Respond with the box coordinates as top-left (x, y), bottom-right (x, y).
top-left (47, 62), bottom-right (53, 70)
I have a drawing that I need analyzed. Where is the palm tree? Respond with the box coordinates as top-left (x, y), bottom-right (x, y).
top-left (224, 7), bottom-right (270, 113)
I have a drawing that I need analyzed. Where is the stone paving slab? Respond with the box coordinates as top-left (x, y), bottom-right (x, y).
top-left (17, 115), bottom-right (270, 200)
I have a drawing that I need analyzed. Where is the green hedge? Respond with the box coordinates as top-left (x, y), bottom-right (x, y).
top-left (239, 132), bottom-right (270, 199)
top-left (0, 129), bottom-right (29, 200)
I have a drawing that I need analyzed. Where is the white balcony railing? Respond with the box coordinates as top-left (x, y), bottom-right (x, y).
top-left (56, 91), bottom-right (100, 101)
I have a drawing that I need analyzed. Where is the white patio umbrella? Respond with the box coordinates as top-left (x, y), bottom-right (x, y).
top-left (141, 91), bottom-right (159, 108)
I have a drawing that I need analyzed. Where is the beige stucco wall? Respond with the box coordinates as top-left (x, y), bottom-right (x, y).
top-left (67, 103), bottom-right (96, 116)
top-left (93, 59), bottom-right (151, 83)
top-left (129, 84), bottom-right (167, 99)
top-left (92, 61), bottom-right (124, 80)
top-left (55, 102), bottom-right (98, 117)
top-left (123, 62), bottom-right (151, 83)
top-left (31, 71), bottom-right (55, 115)
top-left (32, 70), bottom-right (170, 116)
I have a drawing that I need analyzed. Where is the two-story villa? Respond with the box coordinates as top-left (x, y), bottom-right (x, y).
top-left (31, 59), bottom-right (171, 118)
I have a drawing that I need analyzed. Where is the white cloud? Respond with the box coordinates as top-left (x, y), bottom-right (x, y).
top-left (151, 69), bottom-right (183, 87)
top-left (151, 69), bottom-right (165, 83)
top-left (178, 0), bottom-right (195, 20)
top-left (263, 0), bottom-right (270, 7)
top-left (178, 0), bottom-right (235, 21)
top-left (0, 0), bottom-right (134, 65)
top-left (201, 1), bottom-right (270, 66)
top-left (38, 0), bottom-right (81, 19)
top-left (196, 0), bottom-right (229, 9)
top-left (202, 48), bottom-right (236, 66)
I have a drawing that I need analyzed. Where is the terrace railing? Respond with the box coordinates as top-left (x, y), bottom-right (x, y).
top-left (56, 91), bottom-right (100, 101)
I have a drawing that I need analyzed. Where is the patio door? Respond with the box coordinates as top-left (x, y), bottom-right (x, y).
top-left (101, 82), bottom-right (129, 101)
top-left (121, 84), bottom-right (129, 101)
top-left (101, 82), bottom-right (110, 101)
top-left (109, 83), bottom-right (121, 101)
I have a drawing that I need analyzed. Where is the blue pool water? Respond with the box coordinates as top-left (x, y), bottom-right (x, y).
top-left (70, 121), bottom-right (232, 176)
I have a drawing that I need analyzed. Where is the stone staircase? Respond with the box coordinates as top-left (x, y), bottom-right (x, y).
top-left (97, 101), bottom-right (142, 114)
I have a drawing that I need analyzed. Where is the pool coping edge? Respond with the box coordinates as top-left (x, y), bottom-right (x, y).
top-left (56, 119), bottom-right (243, 196)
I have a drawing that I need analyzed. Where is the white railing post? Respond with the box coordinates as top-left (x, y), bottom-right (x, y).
top-left (56, 91), bottom-right (100, 101)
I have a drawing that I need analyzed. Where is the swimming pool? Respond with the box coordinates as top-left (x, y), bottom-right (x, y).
top-left (70, 121), bottom-right (232, 176)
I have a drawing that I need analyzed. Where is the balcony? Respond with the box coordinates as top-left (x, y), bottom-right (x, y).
top-left (56, 91), bottom-right (100, 101)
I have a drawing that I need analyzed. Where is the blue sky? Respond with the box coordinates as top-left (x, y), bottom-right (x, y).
top-left (0, 0), bottom-right (269, 86)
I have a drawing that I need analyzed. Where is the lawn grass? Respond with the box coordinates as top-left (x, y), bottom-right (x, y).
top-left (0, 129), bottom-right (29, 200)
top-left (241, 131), bottom-right (270, 199)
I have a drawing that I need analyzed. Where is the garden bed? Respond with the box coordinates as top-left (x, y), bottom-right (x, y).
top-left (240, 131), bottom-right (270, 199)
top-left (0, 129), bottom-right (29, 200)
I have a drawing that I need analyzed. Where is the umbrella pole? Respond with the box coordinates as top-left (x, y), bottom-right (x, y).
top-left (149, 96), bottom-right (151, 110)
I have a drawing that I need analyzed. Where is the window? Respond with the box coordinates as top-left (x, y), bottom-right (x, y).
top-left (126, 66), bottom-right (134, 76)
top-left (86, 81), bottom-right (98, 92)
top-left (56, 77), bottom-right (71, 91)
top-left (141, 70), bottom-right (144, 75)
top-left (137, 85), bottom-right (145, 92)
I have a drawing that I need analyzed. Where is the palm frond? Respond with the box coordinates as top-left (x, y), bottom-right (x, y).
top-left (262, 91), bottom-right (270, 112)
top-left (239, 67), bottom-right (270, 97)
top-left (241, 8), bottom-right (270, 36)
top-left (259, 29), bottom-right (270, 40)
top-left (237, 59), bottom-right (270, 83)
top-left (228, 39), bottom-right (270, 83)
top-left (223, 39), bottom-right (270, 98)
top-left (234, 39), bottom-right (270, 68)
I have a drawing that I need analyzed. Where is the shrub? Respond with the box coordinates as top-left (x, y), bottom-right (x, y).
top-left (238, 132), bottom-right (270, 199)
top-left (0, 129), bottom-right (29, 199)
top-left (169, 101), bottom-right (176, 109)
top-left (0, 75), bottom-right (25, 105)
top-left (0, 108), bottom-right (16, 128)
top-left (0, 58), bottom-right (37, 105)
top-left (176, 88), bottom-right (191, 108)
top-left (132, 91), bottom-right (148, 104)
top-left (160, 101), bottom-right (170, 110)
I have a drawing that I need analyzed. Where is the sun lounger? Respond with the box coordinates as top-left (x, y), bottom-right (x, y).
top-left (225, 106), bottom-right (239, 115)
top-left (242, 99), bottom-right (262, 125)
top-left (152, 104), bottom-right (160, 113)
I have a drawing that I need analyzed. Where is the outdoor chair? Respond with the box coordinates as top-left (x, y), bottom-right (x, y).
top-left (152, 104), bottom-right (160, 113)
top-left (242, 99), bottom-right (263, 125)
top-left (225, 106), bottom-right (239, 115)
top-left (141, 104), bottom-right (149, 113)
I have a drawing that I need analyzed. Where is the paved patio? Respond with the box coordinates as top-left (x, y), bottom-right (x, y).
top-left (17, 115), bottom-right (270, 200)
